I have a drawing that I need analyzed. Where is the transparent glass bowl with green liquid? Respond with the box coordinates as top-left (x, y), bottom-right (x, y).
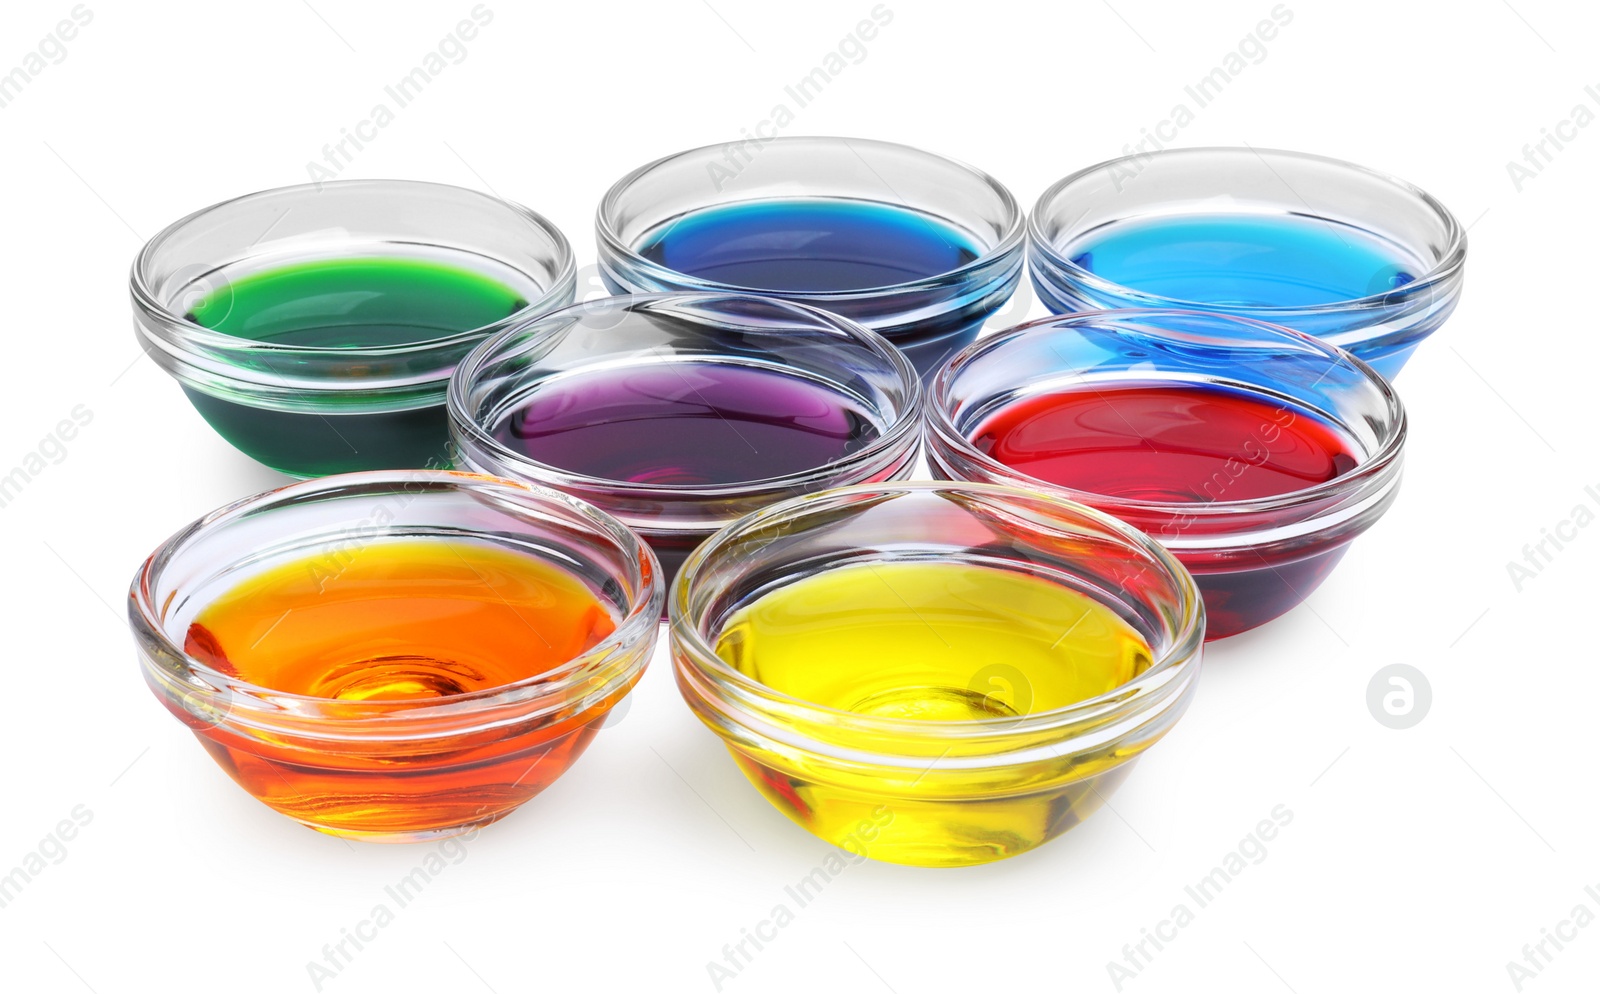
top-left (131, 179), bottom-right (575, 477)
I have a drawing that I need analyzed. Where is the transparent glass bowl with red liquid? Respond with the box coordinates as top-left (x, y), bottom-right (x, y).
top-left (926, 309), bottom-right (1406, 639)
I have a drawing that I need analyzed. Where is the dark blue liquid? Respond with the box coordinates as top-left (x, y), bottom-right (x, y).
top-left (636, 199), bottom-right (981, 292)
top-left (1068, 214), bottom-right (1420, 307)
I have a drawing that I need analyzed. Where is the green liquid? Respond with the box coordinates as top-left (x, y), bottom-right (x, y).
top-left (182, 256), bottom-right (528, 477)
top-left (186, 256), bottom-right (527, 346)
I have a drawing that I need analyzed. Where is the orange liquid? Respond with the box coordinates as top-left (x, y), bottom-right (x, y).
top-left (180, 540), bottom-right (623, 840)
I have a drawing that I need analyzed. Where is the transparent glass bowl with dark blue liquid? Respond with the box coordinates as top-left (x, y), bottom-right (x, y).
top-left (1027, 148), bottom-right (1467, 379)
top-left (596, 137), bottom-right (1025, 378)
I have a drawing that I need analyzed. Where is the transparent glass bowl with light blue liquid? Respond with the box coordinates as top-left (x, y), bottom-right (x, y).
top-left (1027, 147), bottom-right (1467, 379)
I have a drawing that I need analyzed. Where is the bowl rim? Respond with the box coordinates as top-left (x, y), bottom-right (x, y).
top-left (447, 291), bottom-right (926, 500)
top-left (1026, 145), bottom-right (1468, 316)
top-left (669, 481), bottom-right (1205, 746)
top-left (130, 177), bottom-right (578, 364)
top-left (925, 308), bottom-right (1408, 520)
top-left (128, 469), bottom-right (663, 730)
top-left (595, 135), bottom-right (1026, 302)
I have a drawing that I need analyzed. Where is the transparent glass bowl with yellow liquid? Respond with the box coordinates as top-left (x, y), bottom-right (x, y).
top-left (669, 482), bottom-right (1204, 867)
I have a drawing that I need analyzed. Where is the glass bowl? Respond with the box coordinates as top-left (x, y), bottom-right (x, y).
top-left (130, 179), bottom-right (576, 477)
top-left (926, 309), bottom-right (1406, 639)
top-left (596, 136), bottom-right (1024, 378)
top-left (448, 292), bottom-right (923, 589)
top-left (1027, 147), bottom-right (1466, 379)
top-left (128, 470), bottom-right (662, 841)
top-left (670, 482), bottom-right (1204, 867)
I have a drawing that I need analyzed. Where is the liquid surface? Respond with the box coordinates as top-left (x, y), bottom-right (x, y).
top-left (1066, 213), bottom-right (1420, 307)
top-left (185, 256), bottom-right (528, 347)
top-left (636, 198), bottom-right (981, 292)
top-left (715, 561), bottom-right (1152, 720)
top-left (495, 363), bottom-right (882, 486)
top-left (972, 383), bottom-right (1361, 503)
top-left (185, 540), bottom-right (616, 700)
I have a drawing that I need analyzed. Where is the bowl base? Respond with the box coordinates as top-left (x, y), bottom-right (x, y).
top-left (1195, 544), bottom-right (1350, 639)
top-left (183, 386), bottom-right (453, 478)
top-left (733, 749), bottom-right (1140, 867)
top-left (299, 810), bottom-right (508, 844)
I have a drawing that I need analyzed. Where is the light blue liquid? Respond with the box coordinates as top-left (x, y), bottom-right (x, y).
top-left (1067, 213), bottom-right (1422, 307)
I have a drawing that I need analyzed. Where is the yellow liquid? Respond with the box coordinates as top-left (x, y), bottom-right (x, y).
top-left (717, 561), bottom-right (1151, 720)
top-left (712, 561), bottom-right (1157, 866)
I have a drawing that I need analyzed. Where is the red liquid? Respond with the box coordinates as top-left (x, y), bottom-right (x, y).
top-left (970, 384), bottom-right (1363, 639)
top-left (970, 384), bottom-right (1359, 503)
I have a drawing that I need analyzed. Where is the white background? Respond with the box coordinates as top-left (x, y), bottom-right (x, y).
top-left (1, 0), bottom-right (1594, 991)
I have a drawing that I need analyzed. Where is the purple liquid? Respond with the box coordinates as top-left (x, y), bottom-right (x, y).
top-left (493, 363), bottom-right (882, 486)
